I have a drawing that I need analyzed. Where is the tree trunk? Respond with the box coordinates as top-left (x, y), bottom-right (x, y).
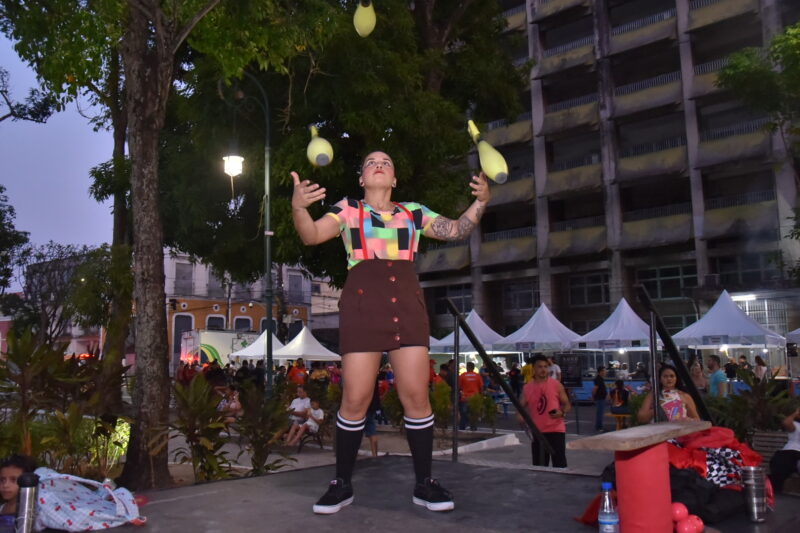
top-left (117, 4), bottom-right (173, 490)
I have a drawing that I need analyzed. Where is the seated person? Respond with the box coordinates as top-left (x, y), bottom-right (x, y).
top-left (276, 385), bottom-right (311, 443)
top-left (0, 454), bottom-right (37, 530)
top-left (286, 399), bottom-right (325, 446)
top-left (609, 380), bottom-right (631, 415)
top-left (769, 407), bottom-right (800, 492)
top-left (217, 384), bottom-right (243, 424)
top-left (637, 366), bottom-right (699, 423)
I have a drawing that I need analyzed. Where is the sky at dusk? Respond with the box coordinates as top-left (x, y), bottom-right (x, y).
top-left (1, 36), bottom-right (113, 248)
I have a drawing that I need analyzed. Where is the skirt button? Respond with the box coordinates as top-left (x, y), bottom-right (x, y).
top-left (392, 316), bottom-right (399, 323)
top-left (390, 297), bottom-right (398, 303)
top-left (389, 276), bottom-right (397, 282)
top-left (387, 261), bottom-right (393, 267)
top-left (394, 335), bottom-right (401, 342)
top-left (357, 289), bottom-right (364, 295)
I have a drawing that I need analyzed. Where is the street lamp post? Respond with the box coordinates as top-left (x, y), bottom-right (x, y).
top-left (222, 71), bottom-right (275, 395)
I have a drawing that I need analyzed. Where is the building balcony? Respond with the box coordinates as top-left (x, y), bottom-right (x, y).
top-left (692, 57), bottom-right (729, 98)
top-left (703, 190), bottom-right (777, 239)
top-left (609, 8), bottom-right (677, 56)
top-left (477, 226), bottom-right (537, 266)
top-left (613, 71), bottom-right (682, 118)
top-left (544, 158), bottom-right (602, 197)
top-left (488, 172), bottom-right (535, 206)
top-left (696, 118), bottom-right (770, 167)
top-left (620, 204), bottom-right (693, 249)
top-left (537, 36), bottom-right (595, 77)
top-left (504, 4), bottom-right (527, 32)
top-left (538, 94), bottom-right (599, 135)
top-left (688, 0), bottom-right (759, 32)
top-left (416, 242), bottom-right (469, 274)
top-left (485, 112), bottom-right (533, 147)
top-left (546, 218), bottom-right (607, 257)
top-left (617, 137), bottom-right (688, 181)
top-left (532, 0), bottom-right (591, 22)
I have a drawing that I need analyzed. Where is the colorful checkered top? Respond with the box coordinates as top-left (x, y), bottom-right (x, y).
top-left (326, 198), bottom-right (440, 269)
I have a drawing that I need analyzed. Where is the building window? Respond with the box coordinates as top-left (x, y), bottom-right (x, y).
top-left (234, 317), bottom-right (252, 332)
top-left (662, 315), bottom-right (697, 336)
top-left (260, 318), bottom-right (277, 333)
top-left (206, 316), bottom-right (225, 330)
top-left (736, 298), bottom-right (788, 335)
top-left (173, 314), bottom-right (193, 354)
top-left (174, 263), bottom-right (193, 295)
top-left (288, 274), bottom-right (304, 303)
top-left (433, 285), bottom-right (472, 314)
top-left (233, 283), bottom-right (252, 301)
top-left (635, 264), bottom-right (697, 300)
top-left (311, 282), bottom-right (321, 295)
top-left (207, 273), bottom-right (225, 298)
top-left (713, 253), bottom-right (781, 288)
top-left (503, 280), bottom-right (539, 311)
top-left (568, 273), bottom-right (610, 306)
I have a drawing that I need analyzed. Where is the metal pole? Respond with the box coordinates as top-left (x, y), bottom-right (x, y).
top-left (241, 71), bottom-right (274, 396)
top-left (649, 311), bottom-right (663, 423)
top-left (452, 315), bottom-right (460, 462)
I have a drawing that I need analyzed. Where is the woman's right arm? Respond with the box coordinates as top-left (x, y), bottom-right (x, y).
top-left (782, 408), bottom-right (800, 432)
top-left (637, 392), bottom-right (654, 424)
top-left (291, 171), bottom-right (341, 245)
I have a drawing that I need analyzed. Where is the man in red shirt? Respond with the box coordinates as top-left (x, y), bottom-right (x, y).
top-left (287, 358), bottom-right (308, 386)
top-left (458, 362), bottom-right (483, 431)
top-left (518, 354), bottom-right (571, 467)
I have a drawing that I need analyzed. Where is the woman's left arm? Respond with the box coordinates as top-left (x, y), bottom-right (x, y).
top-left (682, 392), bottom-right (700, 420)
top-left (424, 173), bottom-right (490, 241)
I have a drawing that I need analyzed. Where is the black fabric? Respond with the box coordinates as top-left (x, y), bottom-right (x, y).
top-left (334, 423), bottom-right (364, 485)
top-left (405, 423), bottom-right (434, 483)
top-left (593, 376), bottom-right (607, 400)
top-left (770, 449), bottom-right (800, 492)
top-left (670, 466), bottom-right (718, 517)
top-left (531, 432), bottom-right (567, 468)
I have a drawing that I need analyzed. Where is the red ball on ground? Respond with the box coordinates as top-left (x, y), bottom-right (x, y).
top-left (671, 502), bottom-right (689, 522)
top-left (675, 518), bottom-right (697, 533)
top-left (688, 514), bottom-right (704, 532)
top-left (134, 494), bottom-right (149, 506)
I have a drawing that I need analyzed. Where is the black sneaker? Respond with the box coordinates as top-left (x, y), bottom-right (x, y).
top-left (312, 478), bottom-right (354, 514)
top-left (412, 478), bottom-right (454, 511)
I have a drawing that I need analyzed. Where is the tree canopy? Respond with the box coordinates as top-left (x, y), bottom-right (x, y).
top-left (0, 184), bottom-right (28, 293)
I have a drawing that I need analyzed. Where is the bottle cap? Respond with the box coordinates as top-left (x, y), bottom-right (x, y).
top-left (17, 472), bottom-right (39, 488)
top-left (601, 481), bottom-right (613, 490)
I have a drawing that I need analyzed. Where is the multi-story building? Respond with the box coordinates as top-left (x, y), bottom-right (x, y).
top-left (418, 0), bottom-right (800, 339)
top-left (165, 252), bottom-right (312, 370)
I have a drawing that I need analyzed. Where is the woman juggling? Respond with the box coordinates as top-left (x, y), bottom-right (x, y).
top-left (291, 151), bottom-right (490, 514)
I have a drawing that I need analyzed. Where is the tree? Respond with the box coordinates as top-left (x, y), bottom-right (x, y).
top-left (0, 184), bottom-right (28, 293)
top-left (717, 21), bottom-right (800, 184)
top-left (0, 66), bottom-right (56, 123)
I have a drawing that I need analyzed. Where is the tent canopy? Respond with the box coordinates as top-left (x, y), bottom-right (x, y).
top-left (787, 328), bottom-right (800, 344)
top-left (495, 303), bottom-right (579, 351)
top-left (273, 325), bottom-right (341, 361)
top-left (429, 310), bottom-right (503, 353)
top-left (575, 298), bottom-right (653, 350)
top-left (228, 330), bottom-right (284, 359)
top-left (673, 290), bottom-right (785, 348)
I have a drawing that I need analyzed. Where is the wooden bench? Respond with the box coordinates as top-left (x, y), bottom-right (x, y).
top-left (605, 412), bottom-right (630, 430)
top-left (568, 420), bottom-right (711, 533)
top-left (297, 412), bottom-right (333, 453)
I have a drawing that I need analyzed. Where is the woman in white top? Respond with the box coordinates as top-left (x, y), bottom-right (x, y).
top-left (753, 355), bottom-right (769, 382)
top-left (637, 366), bottom-right (699, 423)
top-left (769, 407), bottom-right (800, 492)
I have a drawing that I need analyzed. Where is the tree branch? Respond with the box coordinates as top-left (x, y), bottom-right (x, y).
top-left (172, 0), bottom-right (222, 56)
top-left (440, 0), bottom-right (476, 46)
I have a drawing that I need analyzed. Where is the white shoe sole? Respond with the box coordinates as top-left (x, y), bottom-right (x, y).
top-left (313, 496), bottom-right (354, 515)
top-left (412, 496), bottom-right (455, 512)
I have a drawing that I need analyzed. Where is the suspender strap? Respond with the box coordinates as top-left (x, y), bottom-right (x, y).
top-left (393, 202), bottom-right (416, 261)
top-left (357, 201), bottom-right (370, 261)
top-left (357, 201), bottom-right (417, 262)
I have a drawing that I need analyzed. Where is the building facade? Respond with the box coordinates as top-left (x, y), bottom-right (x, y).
top-left (418, 0), bottom-right (800, 338)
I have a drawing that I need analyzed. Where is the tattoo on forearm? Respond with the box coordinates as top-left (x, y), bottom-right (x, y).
top-left (430, 202), bottom-right (486, 241)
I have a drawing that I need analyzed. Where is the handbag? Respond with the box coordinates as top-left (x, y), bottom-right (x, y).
top-left (33, 468), bottom-right (145, 531)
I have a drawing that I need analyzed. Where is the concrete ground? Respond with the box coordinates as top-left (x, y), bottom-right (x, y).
top-left (107, 428), bottom-right (799, 533)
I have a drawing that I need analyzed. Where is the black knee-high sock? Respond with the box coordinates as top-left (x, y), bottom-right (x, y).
top-left (404, 413), bottom-right (434, 483)
top-left (335, 412), bottom-right (365, 485)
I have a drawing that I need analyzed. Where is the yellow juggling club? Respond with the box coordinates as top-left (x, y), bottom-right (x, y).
top-left (306, 126), bottom-right (334, 167)
top-left (467, 120), bottom-right (508, 184)
top-left (354, 0), bottom-right (376, 38)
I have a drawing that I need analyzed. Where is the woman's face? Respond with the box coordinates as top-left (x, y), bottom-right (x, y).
top-left (0, 465), bottom-right (22, 502)
top-left (361, 151), bottom-right (396, 188)
top-left (690, 363), bottom-right (701, 376)
top-left (660, 369), bottom-right (678, 390)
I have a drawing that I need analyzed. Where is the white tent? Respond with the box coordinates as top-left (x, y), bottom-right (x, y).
top-left (575, 298), bottom-right (654, 350)
top-left (228, 330), bottom-right (285, 360)
top-left (429, 309), bottom-right (503, 353)
top-left (673, 290), bottom-right (785, 348)
top-left (273, 325), bottom-right (341, 361)
top-left (495, 303), bottom-right (580, 351)
top-left (786, 328), bottom-right (800, 344)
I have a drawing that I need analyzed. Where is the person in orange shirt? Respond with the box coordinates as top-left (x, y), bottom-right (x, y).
top-left (458, 362), bottom-right (483, 431)
top-left (288, 358), bottom-right (308, 386)
top-left (431, 364), bottom-right (449, 387)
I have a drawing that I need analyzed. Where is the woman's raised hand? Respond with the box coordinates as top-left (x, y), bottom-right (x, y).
top-left (470, 172), bottom-right (490, 203)
top-left (291, 171), bottom-right (326, 209)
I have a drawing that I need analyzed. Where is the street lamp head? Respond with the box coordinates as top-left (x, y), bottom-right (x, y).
top-left (223, 155), bottom-right (244, 178)
top-left (354, 0), bottom-right (376, 38)
top-left (306, 126), bottom-right (334, 167)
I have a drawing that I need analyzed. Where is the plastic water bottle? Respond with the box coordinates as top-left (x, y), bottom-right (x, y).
top-left (598, 481), bottom-right (620, 533)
